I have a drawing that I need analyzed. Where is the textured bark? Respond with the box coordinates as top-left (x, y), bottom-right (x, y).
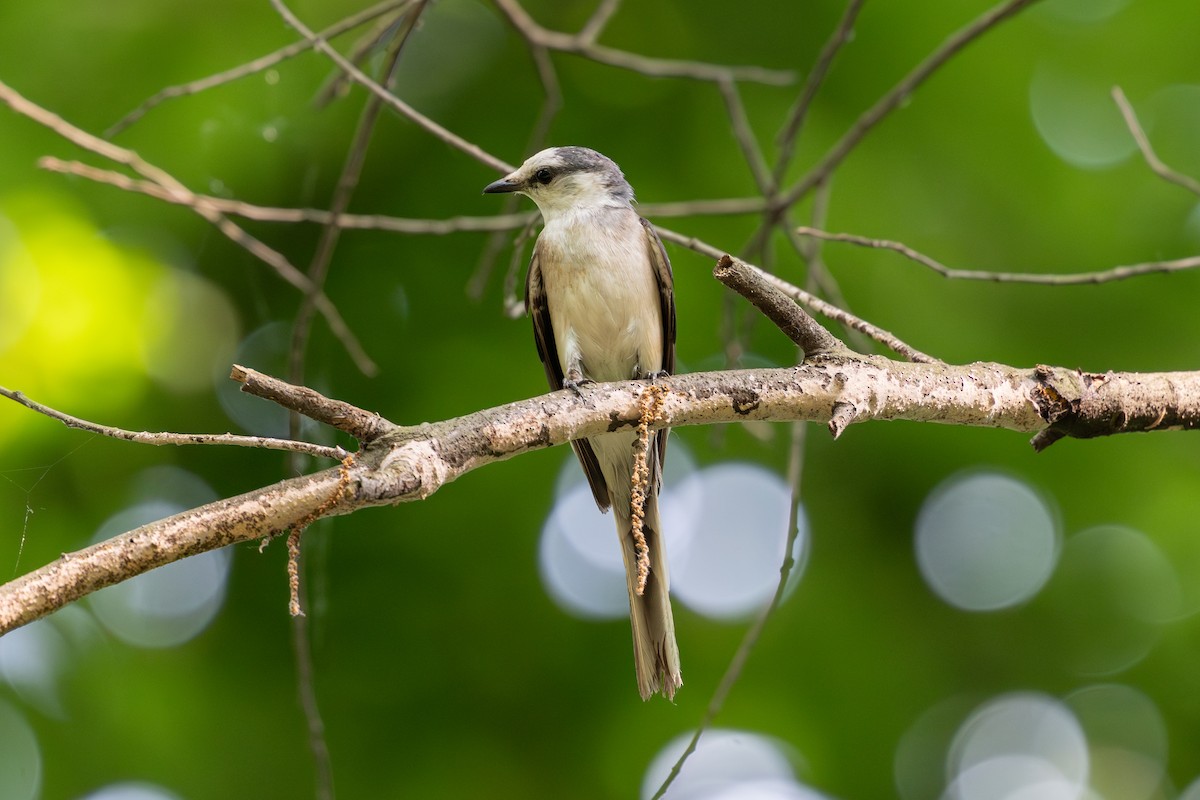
top-left (3, 357), bottom-right (1197, 636)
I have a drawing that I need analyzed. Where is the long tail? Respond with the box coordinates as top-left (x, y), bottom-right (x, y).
top-left (615, 487), bottom-right (682, 700)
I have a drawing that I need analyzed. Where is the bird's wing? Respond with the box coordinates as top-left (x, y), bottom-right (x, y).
top-left (640, 218), bottom-right (676, 490)
top-left (527, 241), bottom-right (612, 511)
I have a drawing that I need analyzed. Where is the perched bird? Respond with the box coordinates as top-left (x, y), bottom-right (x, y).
top-left (484, 146), bottom-right (681, 700)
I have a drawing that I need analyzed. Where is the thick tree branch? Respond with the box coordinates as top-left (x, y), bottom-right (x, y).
top-left (4, 352), bottom-right (1199, 636)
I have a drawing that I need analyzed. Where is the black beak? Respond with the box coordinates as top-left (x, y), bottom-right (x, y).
top-left (482, 177), bottom-right (519, 194)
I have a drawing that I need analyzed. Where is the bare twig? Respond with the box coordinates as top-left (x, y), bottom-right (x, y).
top-left (40, 158), bottom-right (767, 230)
top-left (0, 385), bottom-right (348, 460)
top-left (231, 365), bottom-right (392, 444)
top-left (269, 0), bottom-right (513, 174)
top-left (577, 0), bottom-right (623, 45)
top-left (106, 0), bottom-right (413, 136)
top-left (41, 157), bottom-right (540, 232)
top-left (0, 80), bottom-right (376, 375)
top-left (491, 0), bottom-right (794, 85)
top-left (783, 178), bottom-right (877, 355)
top-left (795, 226), bottom-right (1200, 285)
top-left (291, 593), bottom-right (334, 800)
top-left (468, 38), bottom-right (563, 301)
top-left (283, 19), bottom-right (423, 795)
top-left (657, 227), bottom-right (940, 363)
top-left (714, 255), bottom-right (844, 357)
top-left (651, 416), bottom-right (810, 800)
top-left (718, 77), bottom-right (772, 193)
top-left (6, 358), bottom-right (1200, 635)
top-left (290, 3), bottom-right (426, 400)
top-left (779, 0), bottom-right (1040, 209)
top-left (772, 0), bottom-right (867, 188)
top-left (1112, 86), bottom-right (1200, 198)
top-left (314, 4), bottom-right (411, 108)
top-left (501, 215), bottom-right (540, 317)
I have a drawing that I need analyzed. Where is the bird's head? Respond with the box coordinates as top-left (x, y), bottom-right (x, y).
top-left (483, 146), bottom-right (634, 220)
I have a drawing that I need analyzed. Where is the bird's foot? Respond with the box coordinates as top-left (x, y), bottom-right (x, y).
top-left (563, 376), bottom-right (594, 396)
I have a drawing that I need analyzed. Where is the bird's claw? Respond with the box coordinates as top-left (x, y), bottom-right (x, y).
top-left (563, 377), bottom-right (594, 396)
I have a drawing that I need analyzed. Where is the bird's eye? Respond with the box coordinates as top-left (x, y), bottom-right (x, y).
top-left (534, 167), bottom-right (554, 185)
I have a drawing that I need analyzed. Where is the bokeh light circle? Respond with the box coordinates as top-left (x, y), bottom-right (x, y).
top-left (0, 618), bottom-right (68, 716)
top-left (0, 698), bottom-right (40, 800)
top-left (216, 321), bottom-right (291, 437)
top-left (1045, 525), bottom-right (1181, 675)
top-left (1030, 63), bottom-right (1137, 169)
top-left (80, 783), bottom-right (184, 800)
top-left (539, 479), bottom-right (630, 619)
top-left (539, 442), bottom-right (698, 619)
top-left (947, 693), bottom-right (1088, 799)
top-left (140, 267), bottom-right (238, 393)
top-left (89, 501), bottom-right (230, 648)
top-left (1180, 776), bottom-right (1200, 800)
top-left (895, 695), bottom-right (978, 800)
top-left (1065, 683), bottom-right (1166, 800)
top-left (671, 463), bottom-right (806, 620)
top-left (1034, 0), bottom-right (1130, 25)
top-left (642, 729), bottom-right (829, 800)
top-left (915, 472), bottom-right (1058, 611)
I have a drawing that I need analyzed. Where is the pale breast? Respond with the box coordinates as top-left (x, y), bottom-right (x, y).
top-left (537, 208), bottom-right (664, 383)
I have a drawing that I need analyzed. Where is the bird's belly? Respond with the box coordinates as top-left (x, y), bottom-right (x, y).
top-left (538, 212), bottom-right (664, 383)
top-left (548, 258), bottom-right (662, 383)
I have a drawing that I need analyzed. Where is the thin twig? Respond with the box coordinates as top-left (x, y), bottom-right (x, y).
top-left (1112, 85), bottom-right (1200, 198)
top-left (782, 181), bottom-right (877, 354)
top-left (500, 215), bottom-right (540, 317)
top-left (657, 227), bottom-right (940, 363)
top-left (468, 40), bottom-right (563, 301)
top-left (0, 80), bottom-right (375, 375)
top-left (492, 0), bottom-right (793, 85)
top-left (795, 226), bottom-right (1200, 285)
top-left (290, 3), bottom-right (425, 401)
top-left (772, 0), bottom-right (866, 188)
top-left (40, 158), bottom-right (767, 228)
top-left (284, 20), bottom-right (423, 796)
top-left (779, 0), bottom-right (1040, 210)
top-left (106, 0), bottom-right (413, 136)
top-left (314, 5), bottom-right (411, 108)
top-left (269, 0), bottom-right (514, 174)
top-left (231, 365), bottom-right (392, 443)
top-left (291, 595), bottom-right (334, 800)
top-left (651, 415), bottom-right (810, 800)
top-left (714, 255), bottom-right (843, 357)
top-left (0, 386), bottom-right (348, 460)
top-left (577, 0), bottom-right (623, 45)
top-left (41, 157), bottom-right (538, 232)
top-left (717, 77), bottom-right (772, 193)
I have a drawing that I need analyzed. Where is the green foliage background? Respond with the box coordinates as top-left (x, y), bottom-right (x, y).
top-left (2, 1), bottom-right (1200, 798)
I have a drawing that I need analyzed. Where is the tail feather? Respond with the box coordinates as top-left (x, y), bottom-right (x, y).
top-left (617, 490), bottom-right (681, 700)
